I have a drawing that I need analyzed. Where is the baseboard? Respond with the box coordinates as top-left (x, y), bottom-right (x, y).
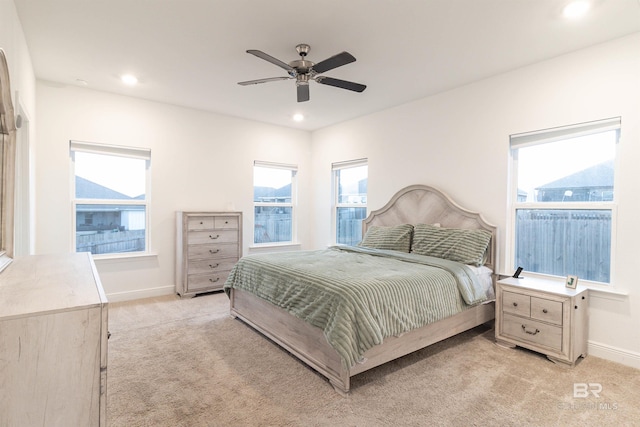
top-left (106, 285), bottom-right (174, 303)
top-left (588, 340), bottom-right (640, 370)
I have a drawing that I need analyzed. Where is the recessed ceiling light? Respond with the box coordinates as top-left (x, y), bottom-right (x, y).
top-left (121, 74), bottom-right (138, 86)
top-left (563, 1), bottom-right (590, 19)
top-left (292, 113), bottom-right (304, 122)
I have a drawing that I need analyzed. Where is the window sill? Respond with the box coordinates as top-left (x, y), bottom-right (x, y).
top-left (88, 251), bottom-right (158, 262)
top-left (248, 243), bottom-right (302, 253)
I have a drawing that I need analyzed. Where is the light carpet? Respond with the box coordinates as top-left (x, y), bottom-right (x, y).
top-left (107, 292), bottom-right (640, 426)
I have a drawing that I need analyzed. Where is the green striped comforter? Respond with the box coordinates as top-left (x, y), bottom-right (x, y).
top-left (224, 246), bottom-right (489, 368)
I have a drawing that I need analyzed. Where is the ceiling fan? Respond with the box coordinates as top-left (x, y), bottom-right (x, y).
top-left (237, 44), bottom-right (366, 102)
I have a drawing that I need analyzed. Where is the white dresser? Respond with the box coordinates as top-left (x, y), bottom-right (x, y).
top-left (176, 211), bottom-right (242, 297)
top-left (0, 253), bottom-right (108, 426)
top-left (495, 276), bottom-right (588, 366)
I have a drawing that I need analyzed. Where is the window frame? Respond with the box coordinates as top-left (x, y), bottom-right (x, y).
top-left (70, 140), bottom-right (151, 258)
top-left (332, 158), bottom-right (368, 246)
top-left (508, 118), bottom-right (620, 286)
top-left (253, 160), bottom-right (298, 246)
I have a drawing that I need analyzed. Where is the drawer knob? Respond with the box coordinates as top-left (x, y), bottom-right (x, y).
top-left (512, 302), bottom-right (518, 307)
top-left (200, 221), bottom-right (203, 224)
top-left (521, 325), bottom-right (540, 336)
top-left (209, 263), bottom-right (219, 269)
top-left (225, 221), bottom-right (229, 224)
top-left (209, 249), bottom-right (220, 254)
top-left (209, 278), bottom-right (220, 283)
top-left (542, 309), bottom-right (548, 314)
top-left (209, 234), bottom-right (220, 239)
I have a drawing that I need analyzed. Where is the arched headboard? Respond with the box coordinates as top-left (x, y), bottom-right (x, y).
top-left (363, 185), bottom-right (497, 270)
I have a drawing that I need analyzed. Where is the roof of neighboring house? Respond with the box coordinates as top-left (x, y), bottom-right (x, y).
top-left (254, 183), bottom-right (291, 200)
top-left (76, 176), bottom-right (135, 200)
top-left (536, 160), bottom-right (614, 190)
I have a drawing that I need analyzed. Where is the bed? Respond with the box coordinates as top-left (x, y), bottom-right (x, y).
top-left (225, 184), bottom-right (497, 394)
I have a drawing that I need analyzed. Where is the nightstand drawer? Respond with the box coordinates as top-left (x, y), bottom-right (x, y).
top-left (502, 313), bottom-right (562, 351)
top-left (502, 291), bottom-right (531, 317)
top-left (530, 297), bottom-right (563, 325)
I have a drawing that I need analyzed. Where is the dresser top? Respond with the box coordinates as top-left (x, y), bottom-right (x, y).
top-left (0, 253), bottom-right (106, 320)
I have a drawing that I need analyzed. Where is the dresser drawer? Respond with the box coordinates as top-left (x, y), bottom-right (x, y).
top-left (502, 291), bottom-right (531, 317)
top-left (215, 216), bottom-right (239, 229)
top-left (187, 271), bottom-right (231, 291)
top-left (530, 297), bottom-right (563, 325)
top-left (188, 229), bottom-right (238, 245)
top-left (188, 243), bottom-right (238, 260)
top-left (187, 258), bottom-right (239, 275)
top-left (502, 313), bottom-right (562, 352)
top-left (187, 217), bottom-right (214, 230)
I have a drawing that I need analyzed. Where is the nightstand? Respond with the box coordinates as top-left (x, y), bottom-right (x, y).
top-left (495, 276), bottom-right (589, 366)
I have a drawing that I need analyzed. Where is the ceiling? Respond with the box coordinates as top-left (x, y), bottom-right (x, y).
top-left (13, 0), bottom-right (640, 131)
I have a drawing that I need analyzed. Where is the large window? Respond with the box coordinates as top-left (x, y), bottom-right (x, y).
top-left (510, 118), bottom-right (620, 284)
top-left (70, 141), bottom-right (150, 256)
top-left (333, 159), bottom-right (368, 245)
top-left (253, 161), bottom-right (297, 245)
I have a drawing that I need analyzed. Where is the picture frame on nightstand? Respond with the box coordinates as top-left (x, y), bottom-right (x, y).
top-left (566, 275), bottom-right (578, 289)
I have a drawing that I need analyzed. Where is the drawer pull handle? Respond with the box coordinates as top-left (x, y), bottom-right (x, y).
top-left (521, 325), bottom-right (540, 335)
top-left (542, 309), bottom-right (548, 314)
top-left (209, 278), bottom-right (220, 283)
top-left (209, 263), bottom-right (219, 269)
top-left (209, 234), bottom-right (220, 239)
top-left (209, 249), bottom-right (220, 254)
top-left (512, 302), bottom-right (518, 307)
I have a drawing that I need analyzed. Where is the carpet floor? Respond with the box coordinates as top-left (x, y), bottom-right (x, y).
top-left (107, 292), bottom-right (640, 426)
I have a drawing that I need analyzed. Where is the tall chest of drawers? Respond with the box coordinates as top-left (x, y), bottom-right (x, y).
top-left (176, 211), bottom-right (242, 297)
top-left (495, 277), bottom-right (589, 366)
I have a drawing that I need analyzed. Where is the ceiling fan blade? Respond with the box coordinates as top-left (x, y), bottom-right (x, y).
top-left (297, 84), bottom-right (310, 102)
top-left (312, 51), bottom-right (356, 74)
top-left (315, 76), bottom-right (366, 93)
top-left (247, 50), bottom-right (295, 73)
top-left (238, 76), bottom-right (292, 86)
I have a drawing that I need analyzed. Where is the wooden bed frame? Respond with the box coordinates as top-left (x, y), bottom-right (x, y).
top-left (229, 184), bottom-right (497, 394)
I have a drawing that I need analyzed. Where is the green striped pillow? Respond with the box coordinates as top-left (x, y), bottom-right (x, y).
top-left (359, 224), bottom-right (414, 253)
top-left (412, 223), bottom-right (491, 266)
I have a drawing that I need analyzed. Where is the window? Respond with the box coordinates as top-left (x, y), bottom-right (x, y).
top-left (70, 141), bottom-right (151, 255)
top-left (253, 161), bottom-right (297, 245)
top-left (333, 159), bottom-right (368, 245)
top-left (510, 118), bottom-right (620, 284)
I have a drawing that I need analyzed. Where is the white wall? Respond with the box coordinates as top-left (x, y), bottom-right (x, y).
top-left (35, 83), bottom-right (312, 301)
top-left (311, 33), bottom-right (640, 368)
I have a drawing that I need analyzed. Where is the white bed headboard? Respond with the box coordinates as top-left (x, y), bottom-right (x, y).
top-left (362, 185), bottom-right (497, 270)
